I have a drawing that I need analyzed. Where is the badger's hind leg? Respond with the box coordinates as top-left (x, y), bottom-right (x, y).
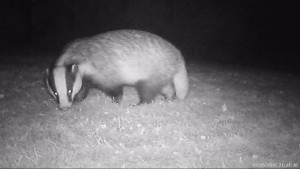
top-left (161, 82), bottom-right (176, 101)
top-left (104, 86), bottom-right (124, 104)
top-left (135, 80), bottom-right (161, 105)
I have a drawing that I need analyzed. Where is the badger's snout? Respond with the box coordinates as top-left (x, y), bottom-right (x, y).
top-left (58, 102), bottom-right (72, 111)
top-left (59, 105), bottom-right (71, 111)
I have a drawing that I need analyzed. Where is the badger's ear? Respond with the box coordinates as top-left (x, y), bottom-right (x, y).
top-left (71, 64), bottom-right (78, 73)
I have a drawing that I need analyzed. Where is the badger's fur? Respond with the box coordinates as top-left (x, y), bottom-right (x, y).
top-left (46, 29), bottom-right (189, 110)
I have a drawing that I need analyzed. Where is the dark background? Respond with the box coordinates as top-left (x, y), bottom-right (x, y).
top-left (1, 0), bottom-right (299, 73)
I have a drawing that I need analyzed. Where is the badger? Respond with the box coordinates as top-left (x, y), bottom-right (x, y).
top-left (45, 29), bottom-right (189, 110)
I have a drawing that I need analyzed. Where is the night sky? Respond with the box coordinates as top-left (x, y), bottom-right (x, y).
top-left (1, 0), bottom-right (299, 73)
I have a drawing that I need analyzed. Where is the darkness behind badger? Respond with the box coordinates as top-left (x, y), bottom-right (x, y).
top-left (0, 0), bottom-right (299, 74)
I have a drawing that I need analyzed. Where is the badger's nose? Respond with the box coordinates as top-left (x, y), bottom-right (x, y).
top-left (59, 107), bottom-right (70, 111)
top-left (59, 103), bottom-right (72, 111)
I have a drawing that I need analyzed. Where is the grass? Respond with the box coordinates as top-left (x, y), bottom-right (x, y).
top-left (0, 55), bottom-right (299, 168)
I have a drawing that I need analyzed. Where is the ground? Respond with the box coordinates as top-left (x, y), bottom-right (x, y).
top-left (0, 55), bottom-right (299, 168)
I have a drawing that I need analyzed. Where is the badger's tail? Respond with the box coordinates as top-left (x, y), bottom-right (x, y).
top-left (173, 62), bottom-right (189, 100)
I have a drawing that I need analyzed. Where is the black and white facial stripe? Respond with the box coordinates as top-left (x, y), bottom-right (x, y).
top-left (65, 64), bottom-right (78, 102)
top-left (46, 67), bottom-right (59, 101)
top-left (46, 64), bottom-right (83, 110)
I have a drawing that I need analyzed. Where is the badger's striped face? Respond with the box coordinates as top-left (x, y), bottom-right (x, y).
top-left (46, 64), bottom-right (82, 110)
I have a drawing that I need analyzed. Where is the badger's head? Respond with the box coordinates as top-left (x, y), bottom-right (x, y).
top-left (45, 64), bottom-right (83, 111)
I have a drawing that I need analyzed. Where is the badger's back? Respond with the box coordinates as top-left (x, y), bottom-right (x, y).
top-left (56, 30), bottom-right (184, 86)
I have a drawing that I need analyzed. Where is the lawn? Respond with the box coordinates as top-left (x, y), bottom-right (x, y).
top-left (0, 55), bottom-right (299, 168)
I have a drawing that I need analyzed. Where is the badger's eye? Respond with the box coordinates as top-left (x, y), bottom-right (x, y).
top-left (53, 92), bottom-right (59, 99)
top-left (67, 90), bottom-right (72, 95)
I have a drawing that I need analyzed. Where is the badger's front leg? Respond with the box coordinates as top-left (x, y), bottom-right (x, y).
top-left (104, 86), bottom-right (124, 104)
top-left (74, 86), bottom-right (89, 102)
